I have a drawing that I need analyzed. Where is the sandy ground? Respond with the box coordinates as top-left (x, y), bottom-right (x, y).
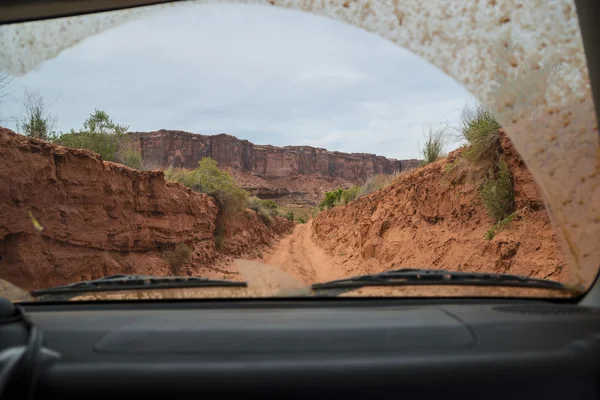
top-left (259, 221), bottom-right (349, 285)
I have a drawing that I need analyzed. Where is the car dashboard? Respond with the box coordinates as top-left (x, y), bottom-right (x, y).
top-left (8, 299), bottom-right (598, 399)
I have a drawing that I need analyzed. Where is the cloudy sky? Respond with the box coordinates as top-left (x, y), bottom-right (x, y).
top-left (1, 3), bottom-right (477, 160)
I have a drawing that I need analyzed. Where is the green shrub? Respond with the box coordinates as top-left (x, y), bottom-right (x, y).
top-left (460, 106), bottom-right (501, 166)
top-left (246, 196), bottom-right (272, 226)
top-left (55, 131), bottom-right (120, 161)
top-left (165, 157), bottom-right (249, 213)
top-left (319, 189), bottom-right (343, 210)
top-left (53, 109), bottom-right (142, 168)
top-left (319, 175), bottom-right (400, 211)
top-left (260, 199), bottom-right (280, 216)
top-left (285, 211), bottom-right (295, 222)
top-left (341, 186), bottom-right (360, 204)
top-left (421, 127), bottom-right (447, 165)
top-left (480, 160), bottom-right (514, 222)
top-left (261, 199), bottom-right (277, 210)
top-left (297, 216), bottom-right (307, 224)
top-left (162, 243), bottom-right (192, 275)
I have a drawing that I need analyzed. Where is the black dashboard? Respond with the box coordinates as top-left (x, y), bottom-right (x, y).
top-left (16, 299), bottom-right (600, 399)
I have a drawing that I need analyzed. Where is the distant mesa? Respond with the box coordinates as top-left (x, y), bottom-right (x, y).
top-left (129, 130), bottom-right (420, 182)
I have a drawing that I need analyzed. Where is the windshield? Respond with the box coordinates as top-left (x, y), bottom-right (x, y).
top-left (0, 0), bottom-right (598, 302)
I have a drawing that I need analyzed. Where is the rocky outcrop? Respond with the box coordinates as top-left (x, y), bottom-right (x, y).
top-left (0, 128), bottom-right (291, 292)
top-left (130, 130), bottom-right (419, 181)
top-left (312, 130), bottom-right (567, 283)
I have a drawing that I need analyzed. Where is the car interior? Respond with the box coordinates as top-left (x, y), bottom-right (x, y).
top-left (1, 1), bottom-right (600, 399)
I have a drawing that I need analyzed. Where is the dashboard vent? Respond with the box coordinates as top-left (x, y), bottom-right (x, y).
top-left (494, 305), bottom-right (597, 316)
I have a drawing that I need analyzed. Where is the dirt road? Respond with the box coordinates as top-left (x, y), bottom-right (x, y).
top-left (260, 221), bottom-right (348, 285)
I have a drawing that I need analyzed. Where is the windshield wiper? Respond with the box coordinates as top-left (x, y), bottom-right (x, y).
top-left (30, 274), bottom-right (247, 297)
top-left (311, 268), bottom-right (581, 293)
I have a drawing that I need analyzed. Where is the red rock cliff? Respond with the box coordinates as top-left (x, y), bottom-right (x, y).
top-left (130, 130), bottom-right (419, 181)
top-left (312, 131), bottom-right (567, 283)
top-left (0, 128), bottom-right (292, 292)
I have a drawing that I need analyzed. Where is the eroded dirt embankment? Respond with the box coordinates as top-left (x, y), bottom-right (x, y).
top-left (312, 132), bottom-right (568, 282)
top-left (0, 128), bottom-right (291, 291)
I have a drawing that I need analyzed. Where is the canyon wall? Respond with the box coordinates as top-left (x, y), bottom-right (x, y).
top-left (0, 128), bottom-right (291, 292)
top-left (130, 130), bottom-right (420, 181)
top-left (312, 131), bottom-right (567, 283)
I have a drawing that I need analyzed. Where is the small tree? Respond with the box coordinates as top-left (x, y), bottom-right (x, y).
top-left (18, 88), bottom-right (57, 140)
top-left (82, 109), bottom-right (129, 135)
top-left (54, 109), bottom-right (139, 168)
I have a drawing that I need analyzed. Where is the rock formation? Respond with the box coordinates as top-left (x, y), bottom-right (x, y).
top-left (312, 130), bottom-right (567, 284)
top-left (0, 128), bottom-right (291, 292)
top-left (130, 130), bottom-right (420, 180)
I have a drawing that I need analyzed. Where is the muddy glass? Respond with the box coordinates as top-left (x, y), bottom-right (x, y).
top-left (0, 0), bottom-right (598, 302)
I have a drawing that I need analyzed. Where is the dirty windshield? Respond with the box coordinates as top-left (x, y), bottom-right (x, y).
top-left (0, 0), bottom-right (598, 302)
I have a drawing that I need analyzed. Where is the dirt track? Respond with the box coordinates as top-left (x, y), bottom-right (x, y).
top-left (260, 221), bottom-right (348, 285)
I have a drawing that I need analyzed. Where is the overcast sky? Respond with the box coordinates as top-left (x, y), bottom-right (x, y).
top-left (1, 3), bottom-right (477, 160)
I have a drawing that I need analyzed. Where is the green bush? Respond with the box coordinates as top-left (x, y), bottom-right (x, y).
top-left (297, 216), bottom-right (307, 224)
top-left (53, 109), bottom-right (142, 168)
top-left (341, 186), bottom-right (360, 205)
top-left (165, 157), bottom-right (249, 213)
top-left (55, 131), bottom-right (119, 161)
top-left (260, 199), bottom-right (277, 210)
top-left (162, 243), bottom-right (192, 275)
top-left (460, 106), bottom-right (501, 166)
top-left (421, 127), bottom-right (447, 165)
top-left (480, 160), bottom-right (514, 222)
top-left (260, 199), bottom-right (280, 216)
top-left (246, 196), bottom-right (272, 226)
top-left (285, 211), bottom-right (295, 222)
top-left (319, 189), bottom-right (343, 210)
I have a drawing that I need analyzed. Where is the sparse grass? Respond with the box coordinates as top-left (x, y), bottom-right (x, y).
top-left (357, 173), bottom-right (396, 198)
top-left (162, 243), bottom-right (192, 275)
top-left (444, 161), bottom-right (457, 174)
top-left (480, 160), bottom-right (514, 222)
top-left (421, 127), bottom-right (447, 165)
top-left (484, 211), bottom-right (518, 240)
top-left (460, 106), bottom-right (501, 168)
